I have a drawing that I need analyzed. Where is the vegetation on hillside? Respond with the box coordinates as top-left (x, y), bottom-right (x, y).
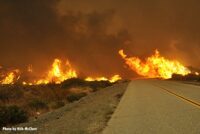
top-left (0, 78), bottom-right (118, 128)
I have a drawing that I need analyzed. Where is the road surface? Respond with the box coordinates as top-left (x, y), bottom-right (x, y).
top-left (103, 80), bottom-right (200, 134)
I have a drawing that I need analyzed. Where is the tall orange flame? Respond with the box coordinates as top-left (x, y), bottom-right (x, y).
top-left (36, 59), bottom-right (77, 84)
top-left (20, 58), bottom-right (122, 85)
top-left (119, 49), bottom-right (191, 79)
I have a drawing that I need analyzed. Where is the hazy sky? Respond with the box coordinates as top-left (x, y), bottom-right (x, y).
top-left (0, 0), bottom-right (199, 78)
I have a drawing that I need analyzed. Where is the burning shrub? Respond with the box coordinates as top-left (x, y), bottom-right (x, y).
top-left (0, 105), bottom-right (28, 128)
top-left (28, 99), bottom-right (48, 110)
top-left (119, 49), bottom-right (191, 79)
top-left (67, 93), bottom-right (87, 103)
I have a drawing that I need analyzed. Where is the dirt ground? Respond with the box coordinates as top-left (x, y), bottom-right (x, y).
top-left (1, 82), bottom-right (128, 134)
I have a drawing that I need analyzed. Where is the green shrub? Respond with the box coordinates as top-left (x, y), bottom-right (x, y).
top-left (0, 88), bottom-right (10, 102)
top-left (50, 101), bottom-right (65, 109)
top-left (171, 73), bottom-right (200, 81)
top-left (0, 86), bottom-right (23, 102)
top-left (61, 78), bottom-right (113, 90)
top-left (61, 78), bottom-right (86, 89)
top-left (88, 81), bottom-right (112, 90)
top-left (0, 105), bottom-right (28, 128)
top-left (28, 99), bottom-right (48, 110)
top-left (46, 83), bottom-right (58, 89)
top-left (67, 93), bottom-right (87, 103)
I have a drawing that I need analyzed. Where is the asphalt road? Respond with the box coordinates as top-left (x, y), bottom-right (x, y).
top-left (103, 80), bottom-right (200, 134)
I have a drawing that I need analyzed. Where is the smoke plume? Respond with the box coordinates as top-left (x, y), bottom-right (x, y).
top-left (0, 0), bottom-right (200, 78)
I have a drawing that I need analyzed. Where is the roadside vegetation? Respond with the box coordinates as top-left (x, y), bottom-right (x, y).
top-left (0, 78), bottom-right (118, 128)
top-left (171, 74), bottom-right (200, 82)
top-left (0, 106), bottom-right (28, 128)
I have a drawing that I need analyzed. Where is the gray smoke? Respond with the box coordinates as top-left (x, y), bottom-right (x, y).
top-left (0, 0), bottom-right (200, 79)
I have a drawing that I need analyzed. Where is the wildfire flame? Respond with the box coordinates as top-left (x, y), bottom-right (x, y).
top-left (35, 59), bottom-right (121, 84)
top-left (85, 75), bottom-right (121, 83)
top-left (1, 69), bottom-right (20, 84)
top-left (35, 59), bottom-right (77, 84)
top-left (119, 49), bottom-right (191, 79)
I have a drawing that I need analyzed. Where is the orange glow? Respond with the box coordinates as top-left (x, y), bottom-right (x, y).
top-left (119, 49), bottom-right (191, 79)
top-left (110, 75), bottom-right (122, 83)
top-left (27, 65), bottom-right (33, 72)
top-left (1, 69), bottom-right (20, 84)
top-left (195, 72), bottom-right (199, 76)
top-left (85, 74), bottom-right (121, 83)
top-left (22, 81), bottom-right (33, 85)
top-left (36, 58), bottom-right (77, 84)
